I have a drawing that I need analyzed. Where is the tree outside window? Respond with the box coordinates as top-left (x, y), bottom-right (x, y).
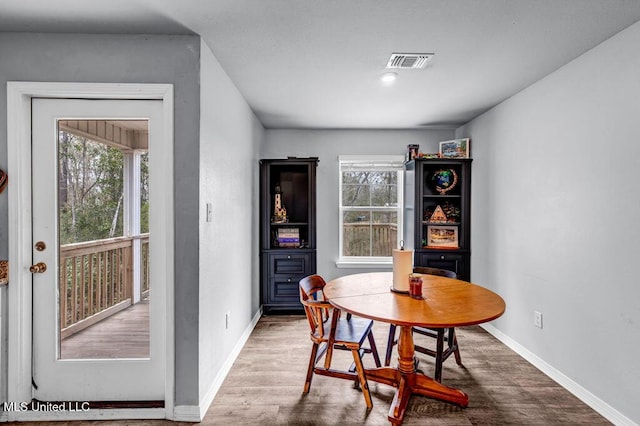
top-left (339, 156), bottom-right (404, 261)
top-left (58, 131), bottom-right (149, 244)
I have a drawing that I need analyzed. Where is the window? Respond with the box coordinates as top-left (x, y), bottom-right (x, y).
top-left (338, 155), bottom-right (404, 267)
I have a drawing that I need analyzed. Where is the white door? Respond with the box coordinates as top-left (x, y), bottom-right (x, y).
top-left (31, 98), bottom-right (165, 401)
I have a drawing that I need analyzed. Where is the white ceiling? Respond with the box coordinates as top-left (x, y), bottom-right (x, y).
top-left (2, 0), bottom-right (640, 129)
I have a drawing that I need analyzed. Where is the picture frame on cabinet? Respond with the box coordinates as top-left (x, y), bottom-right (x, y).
top-left (406, 144), bottom-right (419, 161)
top-left (439, 138), bottom-right (470, 159)
top-left (426, 225), bottom-right (459, 248)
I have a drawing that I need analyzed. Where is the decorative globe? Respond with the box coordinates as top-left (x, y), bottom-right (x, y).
top-left (431, 169), bottom-right (458, 194)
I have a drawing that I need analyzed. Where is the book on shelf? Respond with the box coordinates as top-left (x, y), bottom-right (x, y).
top-left (277, 228), bottom-right (300, 247)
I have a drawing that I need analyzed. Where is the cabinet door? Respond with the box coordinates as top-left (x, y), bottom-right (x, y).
top-left (267, 252), bottom-right (314, 304)
top-left (269, 275), bottom-right (303, 304)
top-left (269, 252), bottom-right (310, 275)
top-left (416, 252), bottom-right (469, 281)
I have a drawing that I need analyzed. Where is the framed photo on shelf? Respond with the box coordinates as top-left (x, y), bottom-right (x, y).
top-left (439, 138), bottom-right (470, 159)
top-left (426, 225), bottom-right (459, 248)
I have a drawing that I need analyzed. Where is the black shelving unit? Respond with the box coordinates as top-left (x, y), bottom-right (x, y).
top-left (404, 158), bottom-right (472, 280)
top-left (259, 158), bottom-right (318, 313)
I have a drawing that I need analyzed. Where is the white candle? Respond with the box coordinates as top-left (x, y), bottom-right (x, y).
top-left (392, 249), bottom-right (413, 292)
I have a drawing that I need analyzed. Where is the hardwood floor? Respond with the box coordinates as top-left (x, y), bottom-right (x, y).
top-left (11, 314), bottom-right (610, 425)
top-left (204, 315), bottom-right (611, 425)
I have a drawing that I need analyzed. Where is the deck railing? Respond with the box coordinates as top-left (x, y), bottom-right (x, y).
top-left (343, 223), bottom-right (398, 257)
top-left (59, 234), bottom-right (149, 338)
top-left (140, 234), bottom-right (150, 298)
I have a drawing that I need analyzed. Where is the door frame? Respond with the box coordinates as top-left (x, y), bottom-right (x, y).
top-left (6, 82), bottom-right (175, 421)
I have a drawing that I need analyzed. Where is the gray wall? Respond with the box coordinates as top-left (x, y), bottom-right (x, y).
top-left (457, 20), bottom-right (640, 423)
top-left (262, 129), bottom-right (455, 281)
top-left (198, 41), bottom-right (264, 401)
top-left (0, 33), bottom-right (201, 407)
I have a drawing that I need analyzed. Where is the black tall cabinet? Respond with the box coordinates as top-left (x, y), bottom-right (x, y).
top-left (404, 158), bottom-right (472, 280)
top-left (260, 158), bottom-right (318, 313)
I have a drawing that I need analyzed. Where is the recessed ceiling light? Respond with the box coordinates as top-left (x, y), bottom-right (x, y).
top-left (381, 72), bottom-right (398, 83)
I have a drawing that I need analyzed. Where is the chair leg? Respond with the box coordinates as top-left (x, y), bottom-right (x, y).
top-left (434, 329), bottom-right (445, 383)
top-left (351, 349), bottom-right (373, 409)
top-left (384, 324), bottom-right (397, 366)
top-left (367, 332), bottom-right (382, 367)
top-left (324, 310), bottom-right (341, 369)
top-left (304, 342), bottom-right (319, 393)
top-left (449, 328), bottom-right (463, 365)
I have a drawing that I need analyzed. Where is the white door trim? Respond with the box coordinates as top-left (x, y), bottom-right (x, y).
top-left (6, 82), bottom-right (175, 421)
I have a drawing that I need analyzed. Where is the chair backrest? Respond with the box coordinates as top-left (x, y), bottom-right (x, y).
top-left (413, 266), bottom-right (457, 279)
top-left (299, 274), bottom-right (327, 302)
top-left (299, 275), bottom-right (333, 340)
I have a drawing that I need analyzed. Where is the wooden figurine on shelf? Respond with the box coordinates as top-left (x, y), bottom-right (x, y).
top-left (441, 201), bottom-right (461, 222)
top-left (429, 205), bottom-right (448, 223)
top-left (272, 183), bottom-right (288, 223)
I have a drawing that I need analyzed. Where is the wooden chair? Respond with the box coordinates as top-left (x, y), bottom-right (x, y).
top-left (300, 274), bottom-right (381, 408)
top-left (384, 266), bottom-right (463, 382)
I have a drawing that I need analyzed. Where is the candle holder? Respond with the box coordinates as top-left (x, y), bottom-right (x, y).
top-left (409, 274), bottom-right (423, 299)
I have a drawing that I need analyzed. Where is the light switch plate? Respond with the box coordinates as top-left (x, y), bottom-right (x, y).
top-left (206, 203), bottom-right (213, 222)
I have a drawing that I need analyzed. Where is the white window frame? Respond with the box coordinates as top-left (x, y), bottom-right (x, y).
top-left (336, 155), bottom-right (405, 268)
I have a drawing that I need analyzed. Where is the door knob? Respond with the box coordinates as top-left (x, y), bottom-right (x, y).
top-left (29, 262), bottom-right (47, 274)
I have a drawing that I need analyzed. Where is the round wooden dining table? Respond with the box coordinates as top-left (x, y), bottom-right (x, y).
top-left (324, 271), bottom-right (506, 425)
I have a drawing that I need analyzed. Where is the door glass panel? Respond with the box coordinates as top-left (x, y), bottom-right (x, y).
top-left (57, 120), bottom-right (150, 360)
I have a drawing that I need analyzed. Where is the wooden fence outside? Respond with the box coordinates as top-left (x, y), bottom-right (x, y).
top-left (343, 223), bottom-right (398, 257)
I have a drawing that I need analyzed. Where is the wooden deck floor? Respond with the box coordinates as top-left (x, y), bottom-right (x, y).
top-left (60, 299), bottom-right (150, 359)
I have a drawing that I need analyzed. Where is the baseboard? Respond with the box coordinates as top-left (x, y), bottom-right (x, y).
top-left (481, 324), bottom-right (637, 426)
top-left (172, 404), bottom-right (201, 422)
top-left (173, 307), bottom-right (263, 422)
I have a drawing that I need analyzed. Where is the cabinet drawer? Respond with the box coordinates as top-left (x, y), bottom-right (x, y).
top-left (269, 275), bottom-right (304, 303)
top-left (416, 252), bottom-right (469, 281)
top-left (269, 253), bottom-right (310, 275)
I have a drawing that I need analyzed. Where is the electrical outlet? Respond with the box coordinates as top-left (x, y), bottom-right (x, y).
top-left (534, 311), bottom-right (543, 329)
top-left (225, 311), bottom-right (231, 330)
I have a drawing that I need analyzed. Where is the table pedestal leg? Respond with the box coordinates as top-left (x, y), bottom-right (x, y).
top-left (364, 325), bottom-right (468, 424)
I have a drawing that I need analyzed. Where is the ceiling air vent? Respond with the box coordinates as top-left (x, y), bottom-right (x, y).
top-left (386, 53), bottom-right (434, 69)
